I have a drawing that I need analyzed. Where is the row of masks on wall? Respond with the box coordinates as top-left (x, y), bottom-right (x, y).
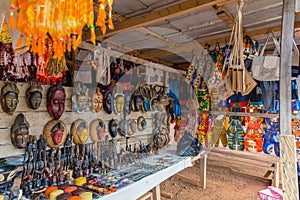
top-left (9, 110), bottom-right (148, 150)
top-left (0, 81), bottom-right (65, 118)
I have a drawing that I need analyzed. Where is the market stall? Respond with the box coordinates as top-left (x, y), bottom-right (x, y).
top-left (0, 0), bottom-right (299, 199)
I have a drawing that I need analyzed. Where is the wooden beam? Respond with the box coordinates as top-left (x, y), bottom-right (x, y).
top-left (137, 27), bottom-right (180, 48)
top-left (174, 173), bottom-right (200, 187)
top-left (174, 63), bottom-right (190, 70)
top-left (216, 6), bottom-right (235, 29)
top-left (160, 191), bottom-right (173, 199)
top-left (152, 185), bottom-right (161, 200)
top-left (216, 0), bottom-right (236, 7)
top-left (200, 21), bottom-right (300, 46)
top-left (96, 0), bottom-right (237, 40)
top-left (112, 11), bottom-right (127, 23)
top-left (138, 55), bottom-right (174, 67)
top-left (78, 42), bottom-right (179, 74)
top-left (139, 50), bottom-right (173, 59)
top-left (104, 39), bottom-right (175, 67)
top-left (280, 0), bottom-right (294, 135)
top-left (136, 22), bottom-right (300, 63)
top-left (280, 1), bottom-right (298, 200)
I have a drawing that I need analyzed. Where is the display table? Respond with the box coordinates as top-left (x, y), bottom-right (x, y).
top-left (100, 146), bottom-right (207, 200)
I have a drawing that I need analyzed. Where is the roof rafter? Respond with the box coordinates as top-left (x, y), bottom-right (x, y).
top-left (138, 21), bottom-right (300, 63)
top-left (103, 39), bottom-right (175, 67)
top-left (95, 0), bottom-right (237, 40)
top-left (199, 21), bottom-right (300, 46)
top-left (215, 6), bottom-right (235, 28)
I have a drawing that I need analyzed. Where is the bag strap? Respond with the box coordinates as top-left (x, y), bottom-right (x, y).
top-left (270, 35), bottom-right (298, 56)
top-left (293, 39), bottom-right (299, 56)
top-left (214, 42), bottom-right (221, 52)
top-left (228, 0), bottom-right (244, 70)
top-left (221, 24), bottom-right (235, 75)
top-left (259, 30), bottom-right (280, 56)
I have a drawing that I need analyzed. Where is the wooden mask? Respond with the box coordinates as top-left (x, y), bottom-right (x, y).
top-left (119, 120), bottom-right (128, 137)
top-left (90, 119), bottom-right (106, 143)
top-left (127, 119), bottom-right (137, 136)
top-left (103, 91), bottom-right (112, 114)
top-left (137, 116), bottom-right (147, 131)
top-left (72, 82), bottom-right (89, 113)
top-left (44, 119), bottom-right (67, 148)
top-left (1, 82), bottom-right (19, 115)
top-left (26, 81), bottom-right (43, 110)
top-left (108, 119), bottom-right (118, 138)
top-left (132, 89), bottom-right (143, 112)
top-left (71, 119), bottom-right (89, 144)
top-left (91, 87), bottom-right (103, 113)
top-left (114, 93), bottom-right (124, 114)
top-left (46, 84), bottom-right (66, 120)
top-left (124, 93), bottom-right (132, 116)
top-left (11, 113), bottom-right (29, 149)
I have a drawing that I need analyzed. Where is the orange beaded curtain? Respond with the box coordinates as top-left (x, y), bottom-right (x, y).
top-left (8, 0), bottom-right (114, 58)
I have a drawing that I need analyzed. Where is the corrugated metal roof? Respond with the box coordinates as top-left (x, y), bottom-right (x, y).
top-left (94, 0), bottom-right (300, 69)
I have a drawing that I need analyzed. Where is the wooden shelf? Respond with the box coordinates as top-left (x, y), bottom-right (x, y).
top-left (198, 110), bottom-right (300, 119)
top-left (199, 111), bottom-right (279, 118)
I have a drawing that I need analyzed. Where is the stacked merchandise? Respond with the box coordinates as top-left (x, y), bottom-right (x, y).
top-left (183, 1), bottom-right (299, 157)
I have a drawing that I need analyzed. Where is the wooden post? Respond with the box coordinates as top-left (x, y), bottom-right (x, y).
top-left (279, 135), bottom-right (299, 199)
top-left (152, 185), bottom-right (161, 200)
top-left (199, 154), bottom-right (207, 189)
top-left (280, 0), bottom-right (298, 199)
top-left (280, 0), bottom-right (293, 135)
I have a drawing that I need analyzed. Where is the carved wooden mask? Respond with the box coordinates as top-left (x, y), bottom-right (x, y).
top-left (26, 81), bottom-right (43, 110)
top-left (1, 82), bottom-right (19, 115)
top-left (71, 119), bottom-right (89, 145)
top-left (46, 84), bottom-right (66, 120)
top-left (11, 113), bottom-right (29, 149)
top-left (91, 87), bottom-right (103, 113)
top-left (44, 119), bottom-right (67, 148)
top-left (90, 119), bottom-right (106, 143)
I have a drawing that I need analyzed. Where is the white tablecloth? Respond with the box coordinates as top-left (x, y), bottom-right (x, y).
top-left (99, 146), bottom-right (193, 200)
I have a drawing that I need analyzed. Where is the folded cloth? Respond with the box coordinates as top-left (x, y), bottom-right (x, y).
top-left (79, 192), bottom-right (93, 200)
top-left (57, 193), bottom-right (72, 200)
top-left (44, 186), bottom-right (58, 198)
top-left (67, 196), bottom-right (81, 200)
top-left (64, 186), bottom-right (78, 194)
top-left (71, 188), bottom-right (85, 196)
top-left (49, 189), bottom-right (64, 200)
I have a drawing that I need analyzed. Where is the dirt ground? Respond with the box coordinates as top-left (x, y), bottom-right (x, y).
top-left (160, 148), bottom-right (279, 200)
